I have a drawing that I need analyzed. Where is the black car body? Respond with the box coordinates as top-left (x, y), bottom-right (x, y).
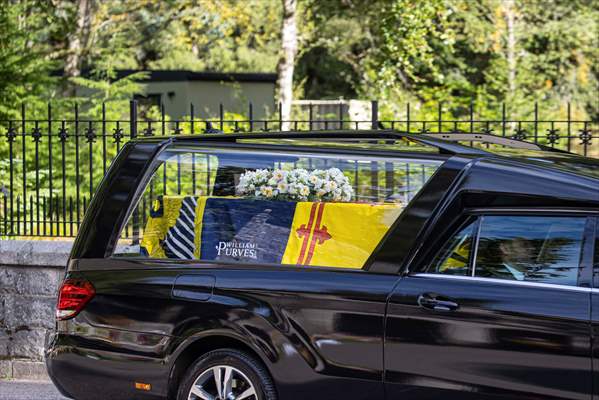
top-left (45, 130), bottom-right (599, 400)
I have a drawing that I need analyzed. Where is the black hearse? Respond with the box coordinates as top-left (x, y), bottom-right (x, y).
top-left (45, 130), bottom-right (599, 400)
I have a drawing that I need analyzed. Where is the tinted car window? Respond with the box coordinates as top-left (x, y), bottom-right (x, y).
top-left (431, 220), bottom-right (477, 276)
top-left (475, 216), bottom-right (586, 286)
top-left (114, 148), bottom-right (441, 269)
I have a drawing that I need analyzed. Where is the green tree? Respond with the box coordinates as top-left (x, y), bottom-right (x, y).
top-left (297, 0), bottom-right (598, 121)
top-left (0, 1), bottom-right (57, 119)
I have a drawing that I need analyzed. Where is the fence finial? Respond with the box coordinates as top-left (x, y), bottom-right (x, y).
top-left (0, 101), bottom-right (596, 238)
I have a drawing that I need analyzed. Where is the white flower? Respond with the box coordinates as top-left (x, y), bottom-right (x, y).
top-left (330, 167), bottom-right (341, 175)
top-left (272, 169), bottom-right (286, 181)
top-left (255, 169), bottom-right (269, 182)
top-left (299, 185), bottom-right (310, 197)
top-left (325, 181), bottom-right (338, 191)
top-left (238, 167), bottom-right (354, 202)
top-left (277, 182), bottom-right (288, 193)
top-left (334, 174), bottom-right (347, 184)
top-left (260, 186), bottom-right (274, 198)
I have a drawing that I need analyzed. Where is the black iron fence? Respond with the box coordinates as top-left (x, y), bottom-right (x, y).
top-left (0, 99), bottom-right (596, 238)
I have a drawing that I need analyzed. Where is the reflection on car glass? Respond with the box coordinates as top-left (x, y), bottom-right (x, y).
top-left (432, 220), bottom-right (476, 276)
top-left (115, 150), bottom-right (441, 269)
top-left (475, 216), bottom-right (586, 286)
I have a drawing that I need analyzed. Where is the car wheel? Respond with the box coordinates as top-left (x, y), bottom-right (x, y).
top-left (177, 349), bottom-right (277, 400)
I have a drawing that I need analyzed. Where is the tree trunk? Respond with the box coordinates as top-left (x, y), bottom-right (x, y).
top-left (64, 0), bottom-right (93, 96)
top-left (275, 0), bottom-right (298, 131)
top-left (503, 0), bottom-right (517, 101)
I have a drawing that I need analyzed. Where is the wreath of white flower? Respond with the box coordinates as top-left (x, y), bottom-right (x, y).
top-left (236, 167), bottom-right (354, 202)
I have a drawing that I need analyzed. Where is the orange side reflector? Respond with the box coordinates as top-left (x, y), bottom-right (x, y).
top-left (135, 382), bottom-right (151, 391)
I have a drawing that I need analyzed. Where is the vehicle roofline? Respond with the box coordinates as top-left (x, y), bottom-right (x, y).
top-left (130, 129), bottom-right (490, 156)
top-left (128, 130), bottom-right (597, 182)
top-left (165, 141), bottom-right (454, 162)
top-left (479, 153), bottom-right (599, 184)
top-left (131, 129), bottom-right (579, 155)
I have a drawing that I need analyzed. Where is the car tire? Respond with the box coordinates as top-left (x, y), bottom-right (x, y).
top-left (177, 348), bottom-right (277, 400)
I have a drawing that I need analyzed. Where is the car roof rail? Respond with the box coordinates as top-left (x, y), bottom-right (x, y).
top-left (422, 132), bottom-right (543, 151)
top-left (163, 129), bottom-right (565, 155)
top-left (171, 129), bottom-right (490, 155)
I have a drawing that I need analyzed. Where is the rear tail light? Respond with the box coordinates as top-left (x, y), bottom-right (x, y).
top-left (56, 279), bottom-right (95, 320)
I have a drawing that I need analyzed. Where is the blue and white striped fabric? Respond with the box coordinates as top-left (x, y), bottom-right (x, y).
top-left (163, 196), bottom-right (197, 259)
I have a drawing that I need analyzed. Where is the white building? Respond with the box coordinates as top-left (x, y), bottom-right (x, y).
top-left (91, 70), bottom-right (277, 120)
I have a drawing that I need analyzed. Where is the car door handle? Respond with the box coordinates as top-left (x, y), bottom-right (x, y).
top-left (417, 293), bottom-right (459, 312)
top-left (172, 274), bottom-right (215, 301)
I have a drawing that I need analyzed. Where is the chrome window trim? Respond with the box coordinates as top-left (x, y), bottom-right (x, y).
top-left (411, 273), bottom-right (598, 293)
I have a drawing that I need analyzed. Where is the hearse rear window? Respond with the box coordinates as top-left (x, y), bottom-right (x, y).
top-left (114, 148), bottom-right (441, 269)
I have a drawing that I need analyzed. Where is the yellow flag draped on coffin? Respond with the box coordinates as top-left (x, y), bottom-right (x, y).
top-left (140, 196), bottom-right (185, 258)
top-left (140, 195), bottom-right (208, 259)
top-left (141, 196), bottom-right (401, 268)
top-left (281, 202), bottom-right (402, 269)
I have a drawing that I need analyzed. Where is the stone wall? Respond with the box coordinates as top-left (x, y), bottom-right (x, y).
top-left (0, 240), bottom-right (72, 380)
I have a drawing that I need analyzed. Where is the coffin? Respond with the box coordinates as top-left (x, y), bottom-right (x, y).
top-left (140, 196), bottom-right (401, 269)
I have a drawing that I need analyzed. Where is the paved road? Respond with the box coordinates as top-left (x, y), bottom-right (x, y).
top-left (0, 381), bottom-right (69, 400)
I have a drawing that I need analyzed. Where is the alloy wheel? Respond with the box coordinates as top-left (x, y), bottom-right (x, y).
top-left (188, 365), bottom-right (257, 400)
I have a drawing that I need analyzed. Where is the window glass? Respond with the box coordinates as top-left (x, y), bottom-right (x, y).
top-left (475, 216), bottom-right (586, 286)
top-left (430, 220), bottom-right (477, 276)
top-left (114, 148), bottom-right (441, 269)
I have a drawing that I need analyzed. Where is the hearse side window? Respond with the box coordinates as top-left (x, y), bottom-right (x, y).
top-left (430, 215), bottom-right (587, 287)
top-left (113, 148), bottom-right (441, 269)
top-left (431, 220), bottom-right (477, 276)
top-left (475, 216), bottom-right (586, 286)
